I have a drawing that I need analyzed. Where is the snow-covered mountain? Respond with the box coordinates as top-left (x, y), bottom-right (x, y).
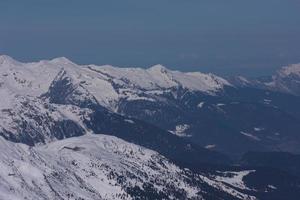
top-left (0, 55), bottom-right (232, 166)
top-left (2, 55), bottom-right (300, 158)
top-left (0, 55), bottom-right (234, 158)
top-left (0, 133), bottom-right (259, 200)
top-left (2, 55), bottom-right (300, 199)
top-left (0, 55), bottom-right (230, 111)
top-left (229, 63), bottom-right (300, 96)
top-left (2, 55), bottom-right (300, 157)
top-left (269, 63), bottom-right (300, 95)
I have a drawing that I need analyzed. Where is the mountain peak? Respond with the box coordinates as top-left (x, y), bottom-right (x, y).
top-left (148, 64), bottom-right (168, 72)
top-left (50, 57), bottom-right (74, 65)
top-left (0, 55), bottom-right (20, 65)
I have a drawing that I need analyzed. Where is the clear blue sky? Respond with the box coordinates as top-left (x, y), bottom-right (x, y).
top-left (1, 0), bottom-right (300, 76)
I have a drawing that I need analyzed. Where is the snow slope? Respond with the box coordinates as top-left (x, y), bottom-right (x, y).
top-left (0, 134), bottom-right (256, 200)
top-left (0, 92), bottom-right (91, 145)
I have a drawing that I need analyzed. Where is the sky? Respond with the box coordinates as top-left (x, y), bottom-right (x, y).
top-left (1, 0), bottom-right (300, 76)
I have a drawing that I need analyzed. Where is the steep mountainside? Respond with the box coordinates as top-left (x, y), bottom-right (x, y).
top-left (0, 134), bottom-right (258, 200)
top-left (241, 151), bottom-right (300, 177)
top-left (118, 86), bottom-right (300, 156)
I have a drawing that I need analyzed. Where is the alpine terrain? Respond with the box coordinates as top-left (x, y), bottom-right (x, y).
top-left (1, 55), bottom-right (300, 199)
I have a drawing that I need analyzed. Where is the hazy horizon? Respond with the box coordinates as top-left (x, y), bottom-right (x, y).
top-left (1, 0), bottom-right (300, 76)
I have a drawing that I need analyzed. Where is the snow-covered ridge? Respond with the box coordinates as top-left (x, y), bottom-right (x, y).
top-left (93, 63), bottom-right (230, 92)
top-left (0, 55), bottom-right (230, 109)
top-left (228, 63), bottom-right (300, 96)
top-left (277, 63), bottom-right (300, 77)
top-left (0, 55), bottom-right (73, 97)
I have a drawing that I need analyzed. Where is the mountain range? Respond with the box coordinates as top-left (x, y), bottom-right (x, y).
top-left (1, 55), bottom-right (300, 199)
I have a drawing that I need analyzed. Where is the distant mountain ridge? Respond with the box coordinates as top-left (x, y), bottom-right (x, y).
top-left (0, 55), bottom-right (230, 110)
top-left (228, 63), bottom-right (300, 96)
